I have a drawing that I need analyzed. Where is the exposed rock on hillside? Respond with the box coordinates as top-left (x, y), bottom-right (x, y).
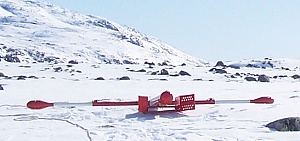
top-left (266, 117), bottom-right (300, 131)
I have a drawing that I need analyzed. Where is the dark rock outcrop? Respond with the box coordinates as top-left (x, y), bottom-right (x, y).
top-left (144, 61), bottom-right (155, 66)
top-left (162, 62), bottom-right (168, 66)
top-left (150, 71), bottom-right (158, 75)
top-left (0, 84), bottom-right (3, 90)
top-left (246, 64), bottom-right (260, 68)
top-left (209, 68), bottom-right (227, 74)
top-left (179, 70), bottom-right (191, 76)
top-left (229, 75), bottom-right (236, 78)
top-left (180, 63), bottom-right (186, 66)
top-left (159, 69), bottom-right (169, 75)
top-left (68, 60), bottom-right (78, 64)
top-left (266, 117), bottom-right (300, 131)
top-left (273, 75), bottom-right (288, 79)
top-left (89, 19), bottom-right (119, 31)
top-left (193, 78), bottom-right (203, 81)
top-left (279, 75), bottom-right (288, 78)
top-left (215, 61), bottom-right (226, 67)
top-left (245, 76), bottom-right (257, 82)
top-left (53, 67), bottom-right (63, 72)
top-left (148, 78), bottom-right (168, 81)
top-left (258, 74), bottom-right (270, 82)
top-left (158, 62), bottom-right (169, 66)
top-left (291, 74), bottom-right (300, 79)
top-left (0, 72), bottom-right (5, 77)
top-left (136, 69), bottom-right (146, 72)
top-left (118, 76), bottom-right (130, 80)
top-left (28, 76), bottom-right (39, 79)
top-left (19, 65), bottom-right (31, 68)
top-left (17, 75), bottom-right (27, 80)
top-left (90, 65), bottom-right (100, 68)
top-left (281, 67), bottom-right (290, 71)
top-left (95, 77), bottom-right (105, 80)
top-left (4, 54), bottom-right (20, 63)
top-left (122, 60), bottom-right (135, 65)
top-left (44, 56), bottom-right (60, 63)
top-left (227, 64), bottom-right (240, 69)
top-left (128, 38), bottom-right (144, 47)
top-left (169, 74), bottom-right (180, 77)
top-left (265, 61), bottom-right (274, 68)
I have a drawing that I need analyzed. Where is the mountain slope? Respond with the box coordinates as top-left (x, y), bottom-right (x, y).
top-left (0, 0), bottom-right (205, 66)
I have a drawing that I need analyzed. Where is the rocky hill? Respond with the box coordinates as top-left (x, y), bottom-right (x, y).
top-left (0, 0), bottom-right (205, 66)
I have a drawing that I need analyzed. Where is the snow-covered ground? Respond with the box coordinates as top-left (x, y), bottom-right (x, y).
top-left (1, 58), bottom-right (300, 141)
top-left (1, 0), bottom-right (300, 140)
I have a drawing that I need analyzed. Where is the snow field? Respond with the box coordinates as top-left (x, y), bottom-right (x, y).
top-left (1, 61), bottom-right (300, 140)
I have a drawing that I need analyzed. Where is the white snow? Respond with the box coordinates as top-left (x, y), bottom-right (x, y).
top-left (1, 59), bottom-right (300, 141)
top-left (1, 0), bottom-right (300, 141)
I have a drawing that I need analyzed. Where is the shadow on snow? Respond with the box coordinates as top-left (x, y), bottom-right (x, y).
top-left (125, 111), bottom-right (188, 121)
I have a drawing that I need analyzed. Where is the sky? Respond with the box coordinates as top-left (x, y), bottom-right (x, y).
top-left (42, 0), bottom-right (300, 62)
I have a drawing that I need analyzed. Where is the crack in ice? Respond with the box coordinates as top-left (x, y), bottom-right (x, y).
top-left (37, 117), bottom-right (92, 141)
top-left (0, 113), bottom-right (92, 141)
